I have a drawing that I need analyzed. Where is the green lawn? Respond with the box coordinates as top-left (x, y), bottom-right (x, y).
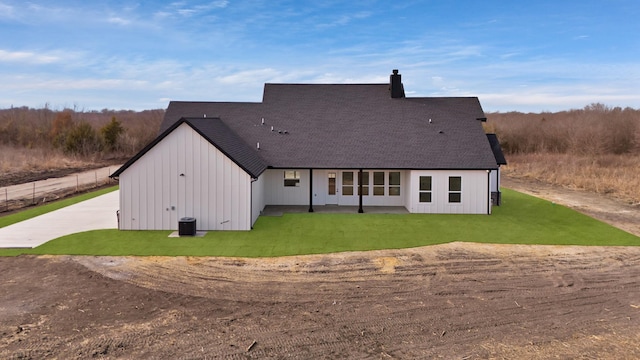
top-left (1, 188), bottom-right (638, 257)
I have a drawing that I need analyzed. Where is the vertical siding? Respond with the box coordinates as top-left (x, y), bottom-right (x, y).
top-left (263, 169), bottom-right (310, 205)
top-left (251, 174), bottom-right (265, 226)
top-left (490, 168), bottom-right (500, 192)
top-left (312, 170), bottom-right (326, 205)
top-left (409, 170), bottom-right (489, 214)
top-left (119, 123), bottom-right (252, 230)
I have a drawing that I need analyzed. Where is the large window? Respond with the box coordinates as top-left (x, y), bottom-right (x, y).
top-left (419, 176), bottom-right (432, 203)
top-left (284, 171), bottom-right (300, 187)
top-left (389, 172), bottom-right (401, 196)
top-left (358, 171), bottom-right (369, 196)
top-left (373, 172), bottom-right (385, 196)
top-left (449, 176), bottom-right (461, 203)
top-left (342, 172), bottom-right (354, 195)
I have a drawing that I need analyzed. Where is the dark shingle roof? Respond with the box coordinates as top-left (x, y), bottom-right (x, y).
top-left (159, 83), bottom-right (499, 170)
top-left (486, 134), bottom-right (507, 165)
top-left (112, 117), bottom-right (267, 178)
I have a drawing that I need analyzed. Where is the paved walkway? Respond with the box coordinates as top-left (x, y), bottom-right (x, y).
top-left (0, 190), bottom-right (119, 248)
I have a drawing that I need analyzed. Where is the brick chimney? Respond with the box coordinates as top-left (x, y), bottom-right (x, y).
top-left (390, 69), bottom-right (405, 98)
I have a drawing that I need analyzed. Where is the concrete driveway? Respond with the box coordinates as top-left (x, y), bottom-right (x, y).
top-left (0, 190), bottom-right (119, 248)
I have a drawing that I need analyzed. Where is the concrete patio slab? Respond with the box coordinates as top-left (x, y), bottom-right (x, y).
top-left (262, 205), bottom-right (409, 216)
top-left (0, 190), bottom-right (119, 248)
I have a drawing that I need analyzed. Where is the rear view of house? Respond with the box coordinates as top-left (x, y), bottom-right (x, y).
top-left (111, 70), bottom-right (506, 231)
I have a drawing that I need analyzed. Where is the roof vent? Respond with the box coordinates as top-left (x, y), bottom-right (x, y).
top-left (271, 126), bottom-right (274, 131)
top-left (261, 117), bottom-right (265, 125)
top-left (204, 114), bottom-right (206, 118)
top-left (256, 142), bottom-right (260, 149)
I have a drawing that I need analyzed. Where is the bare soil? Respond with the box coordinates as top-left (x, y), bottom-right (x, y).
top-left (0, 159), bottom-right (125, 188)
top-left (1, 176), bottom-right (639, 359)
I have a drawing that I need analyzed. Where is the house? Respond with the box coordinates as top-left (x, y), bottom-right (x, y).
top-left (110, 70), bottom-right (506, 231)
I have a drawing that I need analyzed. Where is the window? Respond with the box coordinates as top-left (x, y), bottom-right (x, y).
top-left (284, 171), bottom-right (300, 187)
top-left (373, 171), bottom-right (385, 196)
top-left (389, 172), bottom-right (401, 196)
top-left (328, 172), bottom-right (336, 195)
top-left (449, 176), bottom-right (461, 203)
top-left (342, 171), bottom-right (354, 196)
top-left (358, 171), bottom-right (369, 196)
top-left (419, 176), bottom-right (432, 203)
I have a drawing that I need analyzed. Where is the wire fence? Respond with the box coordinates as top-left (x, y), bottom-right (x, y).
top-left (0, 167), bottom-right (118, 213)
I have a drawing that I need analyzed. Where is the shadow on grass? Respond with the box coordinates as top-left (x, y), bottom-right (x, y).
top-left (2, 188), bottom-right (639, 257)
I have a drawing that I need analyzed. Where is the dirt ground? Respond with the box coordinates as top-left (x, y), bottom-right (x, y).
top-left (1, 176), bottom-right (640, 359)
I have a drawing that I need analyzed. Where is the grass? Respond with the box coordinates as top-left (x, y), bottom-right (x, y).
top-left (504, 153), bottom-right (640, 205)
top-left (1, 188), bottom-right (638, 257)
top-left (0, 186), bottom-right (118, 228)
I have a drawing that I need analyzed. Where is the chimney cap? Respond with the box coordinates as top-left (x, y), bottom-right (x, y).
top-left (392, 69), bottom-right (399, 75)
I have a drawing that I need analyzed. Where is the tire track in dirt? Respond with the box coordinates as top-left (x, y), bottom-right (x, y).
top-left (2, 243), bottom-right (640, 358)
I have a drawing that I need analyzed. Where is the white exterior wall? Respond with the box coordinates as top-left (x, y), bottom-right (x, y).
top-left (119, 123), bottom-right (252, 231)
top-left (408, 170), bottom-right (491, 214)
top-left (490, 167), bottom-right (501, 192)
top-left (263, 169), bottom-right (310, 205)
top-left (251, 174), bottom-right (265, 226)
top-left (264, 169), bottom-right (407, 207)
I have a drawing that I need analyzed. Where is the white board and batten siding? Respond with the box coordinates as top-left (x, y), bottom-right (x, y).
top-left (408, 170), bottom-right (491, 214)
top-left (262, 169), bottom-right (310, 205)
top-left (119, 123), bottom-right (252, 231)
top-left (251, 174), bottom-right (266, 226)
top-left (490, 168), bottom-right (500, 193)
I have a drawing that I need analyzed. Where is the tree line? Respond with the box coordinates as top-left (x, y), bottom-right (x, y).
top-left (486, 103), bottom-right (640, 155)
top-left (0, 107), bottom-right (164, 159)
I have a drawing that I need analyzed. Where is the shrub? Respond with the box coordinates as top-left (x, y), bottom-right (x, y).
top-left (64, 121), bottom-right (102, 156)
top-left (100, 116), bottom-right (125, 152)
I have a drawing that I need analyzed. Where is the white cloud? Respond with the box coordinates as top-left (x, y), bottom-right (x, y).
top-left (0, 49), bottom-right (60, 64)
top-left (160, 0), bottom-right (229, 18)
top-left (215, 68), bottom-right (281, 85)
top-left (107, 16), bottom-right (131, 26)
top-left (0, 2), bottom-right (14, 18)
top-left (316, 11), bottom-right (372, 28)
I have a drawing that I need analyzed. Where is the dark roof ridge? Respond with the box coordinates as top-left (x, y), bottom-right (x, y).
top-left (112, 117), bottom-right (268, 179)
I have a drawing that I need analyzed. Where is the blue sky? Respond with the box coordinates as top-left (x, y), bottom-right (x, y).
top-left (0, 1), bottom-right (638, 112)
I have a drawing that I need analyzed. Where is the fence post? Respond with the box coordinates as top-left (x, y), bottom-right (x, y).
top-left (76, 175), bottom-right (79, 192)
top-left (95, 171), bottom-right (98, 188)
top-left (32, 182), bottom-right (35, 205)
top-left (4, 188), bottom-right (7, 212)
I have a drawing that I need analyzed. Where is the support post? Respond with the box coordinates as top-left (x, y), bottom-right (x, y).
top-left (358, 169), bottom-right (364, 213)
top-left (308, 168), bottom-right (314, 212)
